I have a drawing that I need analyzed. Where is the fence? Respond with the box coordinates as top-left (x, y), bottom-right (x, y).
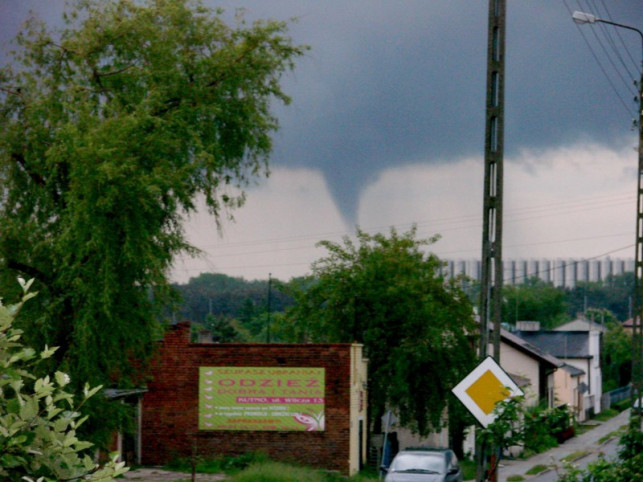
top-left (601, 385), bottom-right (631, 410)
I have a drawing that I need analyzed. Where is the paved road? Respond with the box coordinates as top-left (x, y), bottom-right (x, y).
top-left (497, 409), bottom-right (630, 481)
top-left (526, 437), bottom-right (619, 482)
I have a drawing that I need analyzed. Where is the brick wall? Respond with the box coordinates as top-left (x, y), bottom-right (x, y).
top-left (141, 322), bottom-right (355, 474)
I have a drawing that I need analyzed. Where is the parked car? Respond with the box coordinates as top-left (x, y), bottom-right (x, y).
top-left (381, 448), bottom-right (463, 482)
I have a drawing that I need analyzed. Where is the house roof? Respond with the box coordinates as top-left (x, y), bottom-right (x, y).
top-left (508, 372), bottom-right (531, 388)
top-left (500, 328), bottom-right (563, 369)
top-left (516, 331), bottom-right (592, 359)
top-left (561, 363), bottom-right (585, 377)
top-left (554, 318), bottom-right (606, 332)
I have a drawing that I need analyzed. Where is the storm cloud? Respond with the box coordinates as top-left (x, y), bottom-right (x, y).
top-left (219, 1), bottom-right (641, 220)
top-left (2, 1), bottom-right (639, 221)
top-left (2, 1), bottom-right (641, 281)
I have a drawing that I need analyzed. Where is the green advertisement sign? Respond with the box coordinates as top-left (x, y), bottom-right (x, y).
top-left (199, 367), bottom-right (325, 431)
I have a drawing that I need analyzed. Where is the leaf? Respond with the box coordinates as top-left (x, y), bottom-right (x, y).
top-left (54, 371), bottom-right (71, 387)
top-left (19, 397), bottom-right (39, 421)
top-left (40, 345), bottom-right (59, 359)
top-left (82, 384), bottom-right (102, 400)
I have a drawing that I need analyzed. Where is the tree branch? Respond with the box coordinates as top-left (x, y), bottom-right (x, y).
top-left (6, 259), bottom-right (51, 285)
top-left (0, 86), bottom-right (24, 97)
top-left (12, 152), bottom-right (46, 187)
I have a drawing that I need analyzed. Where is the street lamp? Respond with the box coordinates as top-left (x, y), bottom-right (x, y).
top-left (572, 11), bottom-right (643, 430)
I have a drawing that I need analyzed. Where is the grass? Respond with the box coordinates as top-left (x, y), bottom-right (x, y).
top-left (227, 461), bottom-right (336, 481)
top-left (165, 455), bottom-right (379, 481)
top-left (598, 423), bottom-right (628, 444)
top-left (560, 450), bottom-right (590, 462)
top-left (461, 458), bottom-right (476, 480)
top-left (574, 422), bottom-right (599, 436)
top-left (228, 462), bottom-right (379, 481)
top-left (593, 408), bottom-right (619, 422)
top-left (165, 452), bottom-right (270, 475)
top-left (525, 464), bottom-right (548, 475)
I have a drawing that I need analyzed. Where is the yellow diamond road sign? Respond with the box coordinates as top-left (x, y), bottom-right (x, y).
top-left (452, 356), bottom-right (523, 427)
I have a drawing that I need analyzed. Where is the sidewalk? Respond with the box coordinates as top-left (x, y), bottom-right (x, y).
top-left (497, 409), bottom-right (630, 481)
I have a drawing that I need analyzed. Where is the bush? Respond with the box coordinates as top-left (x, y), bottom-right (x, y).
top-left (166, 452), bottom-right (269, 474)
top-left (613, 398), bottom-right (632, 412)
top-left (229, 462), bottom-right (330, 482)
top-left (523, 404), bottom-right (573, 453)
top-left (0, 279), bottom-right (127, 481)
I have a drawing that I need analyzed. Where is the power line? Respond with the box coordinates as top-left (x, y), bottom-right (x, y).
top-left (592, 0), bottom-right (639, 79)
top-left (563, 0), bottom-right (638, 118)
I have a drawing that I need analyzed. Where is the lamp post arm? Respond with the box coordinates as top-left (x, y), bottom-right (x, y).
top-left (594, 19), bottom-right (643, 68)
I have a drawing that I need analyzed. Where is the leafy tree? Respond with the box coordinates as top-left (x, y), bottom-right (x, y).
top-left (0, 0), bottom-right (304, 397)
top-left (0, 279), bottom-right (128, 481)
top-left (172, 273), bottom-right (294, 332)
top-left (283, 227), bottom-right (478, 436)
top-left (502, 277), bottom-right (569, 328)
top-left (476, 396), bottom-right (526, 479)
top-left (565, 272), bottom-right (634, 322)
top-left (584, 307), bottom-right (617, 326)
top-left (202, 313), bottom-right (241, 342)
top-left (602, 320), bottom-right (632, 391)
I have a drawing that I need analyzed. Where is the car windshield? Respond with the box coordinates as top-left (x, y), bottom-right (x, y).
top-left (389, 453), bottom-right (445, 473)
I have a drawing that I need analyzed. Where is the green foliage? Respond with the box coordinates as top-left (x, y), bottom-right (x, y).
top-left (0, 0), bottom-right (304, 406)
top-left (477, 396), bottom-right (526, 453)
top-left (166, 454), bottom-right (379, 481)
top-left (525, 464), bottom-right (548, 475)
top-left (0, 279), bottom-right (128, 481)
top-left (171, 273), bottom-right (295, 340)
top-left (460, 458), bottom-right (477, 481)
top-left (284, 227), bottom-right (478, 436)
top-left (523, 403), bottom-right (573, 453)
top-left (613, 398), bottom-right (634, 412)
top-left (166, 451), bottom-right (269, 474)
top-left (602, 320), bottom-right (632, 390)
top-left (502, 277), bottom-right (569, 328)
top-left (228, 461), bottom-right (375, 482)
top-left (477, 398), bottom-right (574, 466)
top-left (200, 313), bottom-right (242, 342)
top-left (228, 462), bottom-right (328, 482)
top-left (565, 273), bottom-right (634, 322)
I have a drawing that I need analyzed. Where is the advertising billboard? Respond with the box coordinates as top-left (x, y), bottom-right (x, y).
top-left (199, 367), bottom-right (325, 431)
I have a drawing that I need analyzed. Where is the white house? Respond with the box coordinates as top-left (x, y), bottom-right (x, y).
top-left (516, 326), bottom-right (602, 419)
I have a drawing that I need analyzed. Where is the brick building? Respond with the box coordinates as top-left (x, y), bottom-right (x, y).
top-left (139, 322), bottom-right (368, 475)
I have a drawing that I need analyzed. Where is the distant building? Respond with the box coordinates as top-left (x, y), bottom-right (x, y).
top-left (554, 317), bottom-right (606, 333)
top-left (495, 328), bottom-right (562, 408)
top-left (442, 258), bottom-right (633, 289)
top-left (515, 327), bottom-right (602, 419)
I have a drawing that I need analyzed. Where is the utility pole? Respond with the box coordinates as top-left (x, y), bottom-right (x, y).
top-left (572, 9), bottom-right (643, 432)
top-left (479, 0), bottom-right (505, 364)
top-left (478, 0), bottom-right (506, 480)
top-left (266, 273), bottom-right (272, 343)
top-left (632, 40), bottom-right (643, 432)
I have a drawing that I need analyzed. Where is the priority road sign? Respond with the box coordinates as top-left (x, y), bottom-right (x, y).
top-left (451, 356), bottom-right (523, 427)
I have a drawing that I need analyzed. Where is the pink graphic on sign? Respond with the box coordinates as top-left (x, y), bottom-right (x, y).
top-left (293, 411), bottom-right (325, 431)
